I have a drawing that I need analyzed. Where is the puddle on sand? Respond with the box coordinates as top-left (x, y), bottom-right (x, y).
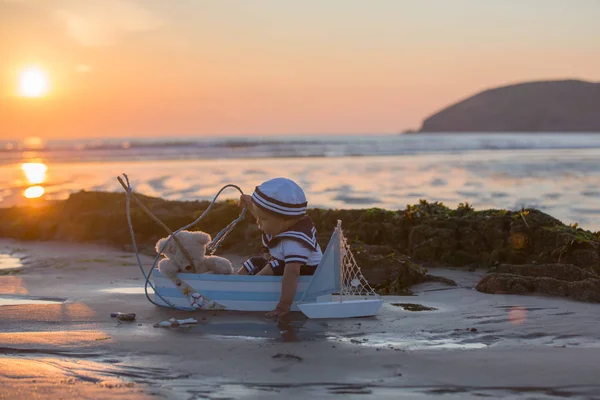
top-left (153, 312), bottom-right (329, 343)
top-left (0, 253), bottom-right (23, 270)
top-left (332, 333), bottom-right (488, 350)
top-left (0, 295), bottom-right (65, 306)
top-left (185, 318), bottom-right (329, 342)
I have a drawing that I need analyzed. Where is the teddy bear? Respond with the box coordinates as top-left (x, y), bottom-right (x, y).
top-left (155, 230), bottom-right (234, 278)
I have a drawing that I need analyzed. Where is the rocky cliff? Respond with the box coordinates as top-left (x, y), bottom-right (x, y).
top-left (419, 80), bottom-right (600, 132)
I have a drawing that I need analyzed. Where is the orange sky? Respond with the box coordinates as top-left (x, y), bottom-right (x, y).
top-left (1, 0), bottom-right (599, 140)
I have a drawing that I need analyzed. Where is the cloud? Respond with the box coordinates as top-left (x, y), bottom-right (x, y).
top-left (54, 1), bottom-right (165, 46)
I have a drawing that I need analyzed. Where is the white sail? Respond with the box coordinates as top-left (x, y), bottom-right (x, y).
top-left (298, 220), bottom-right (383, 319)
top-left (299, 222), bottom-right (342, 303)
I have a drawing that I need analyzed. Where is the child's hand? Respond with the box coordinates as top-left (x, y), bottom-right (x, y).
top-left (240, 194), bottom-right (257, 218)
top-left (266, 302), bottom-right (291, 319)
top-left (240, 194), bottom-right (252, 208)
top-left (265, 308), bottom-right (288, 319)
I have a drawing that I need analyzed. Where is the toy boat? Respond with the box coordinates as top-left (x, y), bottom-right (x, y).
top-left (152, 220), bottom-right (383, 319)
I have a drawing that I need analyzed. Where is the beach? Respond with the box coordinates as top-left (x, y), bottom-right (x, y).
top-left (2, 239), bottom-right (600, 399)
top-left (2, 133), bottom-right (600, 399)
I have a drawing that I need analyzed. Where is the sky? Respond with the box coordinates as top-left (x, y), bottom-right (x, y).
top-left (1, 0), bottom-right (599, 140)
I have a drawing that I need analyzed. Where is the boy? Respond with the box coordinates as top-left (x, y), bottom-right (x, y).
top-left (238, 177), bottom-right (322, 318)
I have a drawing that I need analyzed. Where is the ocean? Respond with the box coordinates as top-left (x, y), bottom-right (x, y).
top-left (1, 133), bottom-right (600, 230)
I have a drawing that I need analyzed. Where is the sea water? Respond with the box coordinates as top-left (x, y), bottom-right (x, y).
top-left (1, 133), bottom-right (599, 230)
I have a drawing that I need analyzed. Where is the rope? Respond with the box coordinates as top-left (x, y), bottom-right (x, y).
top-left (120, 173), bottom-right (247, 311)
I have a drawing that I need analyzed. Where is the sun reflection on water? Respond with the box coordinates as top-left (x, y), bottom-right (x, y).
top-left (21, 162), bottom-right (47, 184)
top-left (24, 185), bottom-right (45, 199)
top-left (21, 162), bottom-right (48, 199)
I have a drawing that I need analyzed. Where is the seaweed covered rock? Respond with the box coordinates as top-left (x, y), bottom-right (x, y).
top-left (2, 192), bottom-right (600, 301)
top-left (487, 263), bottom-right (598, 281)
top-left (351, 244), bottom-right (429, 295)
top-left (476, 266), bottom-right (600, 303)
top-left (309, 207), bottom-right (406, 248)
top-left (0, 190), bottom-right (262, 256)
top-left (2, 193), bottom-right (600, 272)
top-left (401, 203), bottom-right (600, 275)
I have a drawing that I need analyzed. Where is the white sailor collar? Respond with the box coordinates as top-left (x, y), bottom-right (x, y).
top-left (261, 216), bottom-right (318, 251)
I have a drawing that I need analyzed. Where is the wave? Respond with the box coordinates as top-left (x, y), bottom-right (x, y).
top-left (2, 133), bottom-right (600, 165)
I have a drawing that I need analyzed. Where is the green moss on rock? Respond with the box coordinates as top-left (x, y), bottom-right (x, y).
top-left (2, 191), bottom-right (600, 301)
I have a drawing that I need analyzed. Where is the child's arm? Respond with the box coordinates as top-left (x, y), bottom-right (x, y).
top-left (266, 262), bottom-right (301, 317)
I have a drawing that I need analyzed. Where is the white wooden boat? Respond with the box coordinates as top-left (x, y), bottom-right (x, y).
top-left (152, 220), bottom-right (383, 319)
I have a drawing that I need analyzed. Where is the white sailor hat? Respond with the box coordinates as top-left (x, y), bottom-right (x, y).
top-left (251, 177), bottom-right (308, 218)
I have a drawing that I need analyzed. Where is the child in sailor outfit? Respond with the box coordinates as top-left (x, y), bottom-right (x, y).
top-left (238, 177), bottom-right (323, 317)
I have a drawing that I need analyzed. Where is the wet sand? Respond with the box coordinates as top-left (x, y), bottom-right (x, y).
top-left (1, 239), bottom-right (600, 399)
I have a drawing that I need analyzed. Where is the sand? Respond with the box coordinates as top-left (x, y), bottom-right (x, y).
top-left (1, 239), bottom-right (600, 399)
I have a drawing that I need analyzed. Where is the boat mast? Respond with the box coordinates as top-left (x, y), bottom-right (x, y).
top-left (339, 221), bottom-right (344, 303)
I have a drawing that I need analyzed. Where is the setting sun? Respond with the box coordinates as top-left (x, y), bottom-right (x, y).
top-left (18, 67), bottom-right (49, 97)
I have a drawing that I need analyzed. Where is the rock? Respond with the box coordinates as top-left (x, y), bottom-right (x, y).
top-left (2, 192), bottom-right (600, 302)
top-left (409, 225), bottom-right (456, 263)
top-left (354, 244), bottom-right (457, 295)
top-left (480, 215), bottom-right (508, 250)
top-left (476, 273), bottom-right (533, 295)
top-left (425, 274), bottom-right (458, 286)
top-left (353, 244), bottom-right (428, 295)
top-left (418, 80), bottom-right (600, 132)
top-left (476, 270), bottom-right (600, 303)
top-left (457, 223), bottom-right (490, 257)
top-left (489, 264), bottom-right (599, 281)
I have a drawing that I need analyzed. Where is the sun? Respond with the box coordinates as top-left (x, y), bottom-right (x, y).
top-left (18, 67), bottom-right (49, 97)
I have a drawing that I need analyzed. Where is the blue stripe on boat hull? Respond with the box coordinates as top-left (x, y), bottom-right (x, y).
top-left (153, 276), bottom-right (310, 294)
top-left (152, 270), bottom-right (313, 283)
top-left (154, 287), bottom-right (306, 302)
top-left (152, 296), bottom-right (300, 312)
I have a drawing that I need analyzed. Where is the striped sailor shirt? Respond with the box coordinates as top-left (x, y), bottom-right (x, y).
top-left (262, 215), bottom-right (323, 269)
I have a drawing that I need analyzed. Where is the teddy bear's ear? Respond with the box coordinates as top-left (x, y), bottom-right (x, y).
top-left (196, 232), bottom-right (211, 245)
top-left (157, 237), bottom-right (180, 255)
top-left (156, 238), bottom-right (167, 254)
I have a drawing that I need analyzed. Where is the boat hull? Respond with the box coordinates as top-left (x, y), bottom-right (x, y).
top-left (152, 270), bottom-right (320, 312)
